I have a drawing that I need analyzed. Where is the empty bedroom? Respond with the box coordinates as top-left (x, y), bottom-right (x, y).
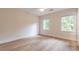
top-left (0, 8), bottom-right (79, 51)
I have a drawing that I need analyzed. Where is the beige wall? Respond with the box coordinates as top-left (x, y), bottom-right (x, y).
top-left (0, 8), bottom-right (38, 44)
top-left (39, 8), bottom-right (77, 41)
top-left (77, 9), bottom-right (79, 45)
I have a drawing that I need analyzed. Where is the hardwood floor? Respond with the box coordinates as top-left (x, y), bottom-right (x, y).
top-left (0, 36), bottom-right (78, 51)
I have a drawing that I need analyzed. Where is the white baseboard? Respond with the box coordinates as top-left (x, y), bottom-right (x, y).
top-left (0, 34), bottom-right (37, 44)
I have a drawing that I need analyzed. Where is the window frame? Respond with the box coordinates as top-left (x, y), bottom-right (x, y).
top-left (42, 15), bottom-right (50, 31)
top-left (60, 15), bottom-right (76, 33)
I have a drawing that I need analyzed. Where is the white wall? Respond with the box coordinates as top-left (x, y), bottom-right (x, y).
top-left (0, 8), bottom-right (38, 44)
top-left (39, 8), bottom-right (77, 41)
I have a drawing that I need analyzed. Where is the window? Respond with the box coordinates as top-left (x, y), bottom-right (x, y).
top-left (61, 15), bottom-right (75, 32)
top-left (43, 18), bottom-right (50, 30)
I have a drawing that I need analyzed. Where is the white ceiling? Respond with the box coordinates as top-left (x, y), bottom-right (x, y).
top-left (20, 8), bottom-right (67, 16)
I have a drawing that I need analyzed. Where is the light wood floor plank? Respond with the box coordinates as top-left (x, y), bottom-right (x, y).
top-left (0, 36), bottom-right (78, 51)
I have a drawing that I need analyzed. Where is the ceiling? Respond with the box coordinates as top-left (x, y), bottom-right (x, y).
top-left (20, 8), bottom-right (67, 16)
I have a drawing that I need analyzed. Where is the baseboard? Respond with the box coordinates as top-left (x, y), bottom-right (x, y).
top-left (39, 34), bottom-right (77, 42)
top-left (0, 34), bottom-right (37, 44)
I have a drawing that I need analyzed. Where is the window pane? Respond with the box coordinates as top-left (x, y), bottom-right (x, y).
top-left (43, 19), bottom-right (49, 30)
top-left (61, 15), bottom-right (75, 32)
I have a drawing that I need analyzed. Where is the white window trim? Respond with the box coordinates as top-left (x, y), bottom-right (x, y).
top-left (60, 15), bottom-right (76, 33)
top-left (42, 15), bottom-right (50, 31)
